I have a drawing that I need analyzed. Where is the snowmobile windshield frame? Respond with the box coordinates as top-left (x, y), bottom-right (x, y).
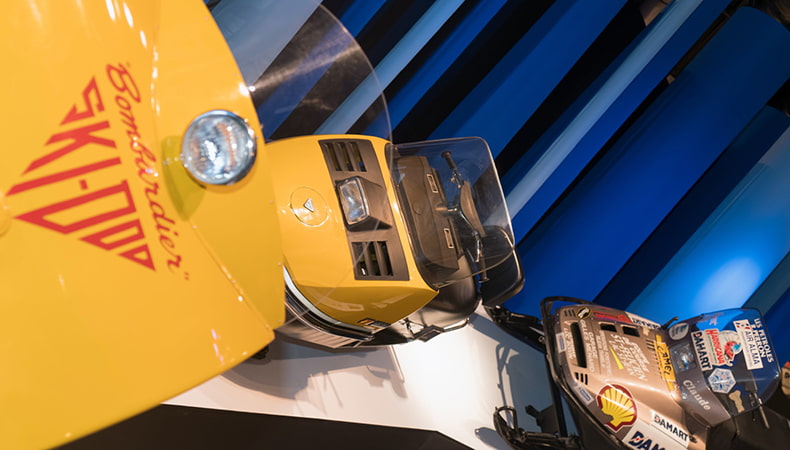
top-left (667, 308), bottom-right (780, 424)
top-left (388, 137), bottom-right (515, 290)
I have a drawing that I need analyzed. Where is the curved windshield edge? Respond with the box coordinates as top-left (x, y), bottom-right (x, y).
top-left (667, 308), bottom-right (780, 424)
top-left (212, 0), bottom-right (391, 142)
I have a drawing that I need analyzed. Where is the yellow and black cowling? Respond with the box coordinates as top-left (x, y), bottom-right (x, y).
top-left (269, 134), bottom-right (523, 348)
top-left (0, 1), bottom-right (283, 448)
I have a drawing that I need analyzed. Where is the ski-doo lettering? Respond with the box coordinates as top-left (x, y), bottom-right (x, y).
top-left (33, 121), bottom-right (117, 173)
top-left (24, 78), bottom-right (116, 173)
top-left (61, 77), bottom-right (105, 125)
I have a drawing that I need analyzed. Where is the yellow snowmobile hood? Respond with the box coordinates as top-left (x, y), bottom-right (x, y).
top-left (0, 1), bottom-right (283, 448)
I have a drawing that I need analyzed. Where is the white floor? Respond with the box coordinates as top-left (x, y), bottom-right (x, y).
top-left (166, 305), bottom-right (553, 449)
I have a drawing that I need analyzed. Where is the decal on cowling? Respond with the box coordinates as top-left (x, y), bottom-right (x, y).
top-left (654, 335), bottom-right (677, 393)
top-left (626, 430), bottom-right (667, 450)
top-left (691, 329), bottom-right (741, 371)
top-left (650, 410), bottom-right (689, 448)
top-left (597, 384), bottom-right (637, 431)
top-left (708, 367), bottom-right (736, 394)
top-left (8, 64), bottom-right (185, 276)
top-left (593, 310), bottom-right (633, 324)
top-left (733, 318), bottom-right (774, 370)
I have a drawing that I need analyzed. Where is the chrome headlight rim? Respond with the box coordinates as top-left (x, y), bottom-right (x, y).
top-left (180, 110), bottom-right (258, 186)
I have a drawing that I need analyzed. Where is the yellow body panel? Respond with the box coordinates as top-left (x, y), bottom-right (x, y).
top-left (0, 1), bottom-right (283, 448)
top-left (266, 135), bottom-right (436, 327)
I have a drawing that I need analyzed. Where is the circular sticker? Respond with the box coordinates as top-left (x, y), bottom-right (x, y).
top-left (577, 307), bottom-right (591, 319)
top-left (668, 322), bottom-right (689, 340)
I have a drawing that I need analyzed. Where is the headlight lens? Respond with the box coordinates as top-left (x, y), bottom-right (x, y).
top-left (337, 177), bottom-right (369, 225)
top-left (181, 110), bottom-right (257, 185)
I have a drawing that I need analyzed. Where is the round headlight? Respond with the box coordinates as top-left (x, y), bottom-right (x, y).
top-left (181, 110), bottom-right (257, 185)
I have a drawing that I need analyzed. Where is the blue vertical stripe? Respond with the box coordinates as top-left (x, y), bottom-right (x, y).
top-left (504, 0), bottom-right (733, 239)
top-left (504, 8), bottom-right (790, 316)
top-left (598, 107), bottom-right (790, 310)
top-left (317, 0), bottom-right (463, 135)
top-left (628, 125), bottom-right (790, 324)
top-left (339, 0), bottom-right (387, 37)
top-left (387, 0), bottom-right (509, 128)
top-left (428, 0), bottom-right (627, 156)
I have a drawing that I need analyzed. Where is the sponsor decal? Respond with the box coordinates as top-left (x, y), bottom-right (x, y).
top-left (575, 382), bottom-right (594, 404)
top-left (626, 428), bottom-right (671, 450)
top-left (593, 310), bottom-right (633, 324)
top-left (8, 64), bottom-right (187, 278)
top-left (628, 313), bottom-right (661, 330)
top-left (668, 323), bottom-right (689, 341)
top-left (577, 307), bottom-right (590, 319)
top-left (610, 345), bottom-right (625, 370)
top-left (556, 332), bottom-right (566, 353)
top-left (681, 379), bottom-right (711, 410)
top-left (597, 385), bottom-right (637, 431)
top-left (691, 329), bottom-right (741, 370)
top-left (708, 367), bottom-right (736, 394)
top-left (691, 331), bottom-right (712, 371)
top-left (651, 410), bottom-right (689, 448)
top-left (654, 336), bottom-right (677, 392)
top-left (608, 334), bottom-right (650, 382)
top-left (733, 318), bottom-right (774, 370)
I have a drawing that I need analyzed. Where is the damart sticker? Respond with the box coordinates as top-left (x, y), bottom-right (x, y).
top-left (650, 410), bottom-right (690, 448)
top-left (625, 423), bottom-right (685, 450)
top-left (691, 329), bottom-right (742, 371)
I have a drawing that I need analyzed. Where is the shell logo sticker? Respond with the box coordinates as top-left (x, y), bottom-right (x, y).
top-left (7, 64), bottom-right (187, 277)
top-left (597, 384), bottom-right (637, 431)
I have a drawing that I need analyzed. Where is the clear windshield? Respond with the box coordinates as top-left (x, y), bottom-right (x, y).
top-left (668, 308), bottom-right (780, 424)
top-left (389, 137), bottom-right (516, 289)
top-left (211, 0), bottom-right (391, 141)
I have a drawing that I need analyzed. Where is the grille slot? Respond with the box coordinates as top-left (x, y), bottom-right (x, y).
top-left (322, 141), bottom-right (367, 172)
top-left (570, 322), bottom-right (587, 368)
top-left (352, 241), bottom-right (393, 278)
top-left (622, 325), bottom-right (640, 337)
top-left (574, 371), bottom-right (589, 385)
